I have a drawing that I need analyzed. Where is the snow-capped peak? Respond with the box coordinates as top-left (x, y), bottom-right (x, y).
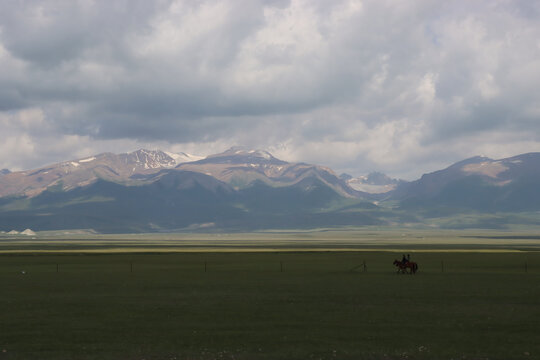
top-left (223, 147), bottom-right (274, 160)
top-left (65, 149), bottom-right (204, 171)
top-left (165, 151), bottom-right (205, 164)
top-left (126, 150), bottom-right (173, 169)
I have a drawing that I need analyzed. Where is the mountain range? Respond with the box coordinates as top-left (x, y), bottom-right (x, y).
top-left (0, 148), bottom-right (538, 233)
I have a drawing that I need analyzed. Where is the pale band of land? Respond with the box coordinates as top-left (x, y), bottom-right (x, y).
top-left (1, 229), bottom-right (540, 253)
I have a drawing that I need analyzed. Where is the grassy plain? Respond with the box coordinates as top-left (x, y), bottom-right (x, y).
top-left (0, 230), bottom-right (539, 359)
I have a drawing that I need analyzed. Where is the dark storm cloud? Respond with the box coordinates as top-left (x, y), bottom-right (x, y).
top-left (0, 0), bottom-right (539, 177)
top-left (1, 1), bottom-right (379, 135)
top-left (0, 1), bottom-right (158, 67)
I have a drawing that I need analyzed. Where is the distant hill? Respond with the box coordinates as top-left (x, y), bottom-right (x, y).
top-left (393, 153), bottom-right (540, 212)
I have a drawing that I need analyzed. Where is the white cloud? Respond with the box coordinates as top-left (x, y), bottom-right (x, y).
top-left (0, 0), bottom-right (539, 178)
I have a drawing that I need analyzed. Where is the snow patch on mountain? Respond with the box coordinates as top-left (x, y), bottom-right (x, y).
top-left (165, 151), bottom-right (204, 164)
top-left (201, 147), bottom-right (285, 166)
top-left (120, 150), bottom-right (205, 171)
top-left (130, 149), bottom-right (176, 169)
top-left (236, 148), bottom-right (272, 159)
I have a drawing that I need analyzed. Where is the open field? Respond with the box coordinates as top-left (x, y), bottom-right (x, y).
top-left (1, 237), bottom-right (540, 359)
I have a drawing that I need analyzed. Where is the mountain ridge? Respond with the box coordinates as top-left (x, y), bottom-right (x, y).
top-left (0, 150), bottom-right (539, 232)
top-left (0, 149), bottom-right (204, 198)
top-left (394, 152), bottom-right (540, 212)
top-left (176, 147), bottom-right (363, 198)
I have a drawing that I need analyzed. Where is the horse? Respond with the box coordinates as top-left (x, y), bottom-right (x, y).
top-left (393, 259), bottom-right (418, 274)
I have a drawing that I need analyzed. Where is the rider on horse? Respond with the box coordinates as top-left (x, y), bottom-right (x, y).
top-left (394, 255), bottom-right (418, 274)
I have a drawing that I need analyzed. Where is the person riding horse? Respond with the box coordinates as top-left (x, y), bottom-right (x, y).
top-left (393, 256), bottom-right (418, 274)
top-left (401, 254), bottom-right (411, 265)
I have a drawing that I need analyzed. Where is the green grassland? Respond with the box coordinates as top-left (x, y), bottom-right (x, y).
top-left (1, 241), bottom-right (540, 359)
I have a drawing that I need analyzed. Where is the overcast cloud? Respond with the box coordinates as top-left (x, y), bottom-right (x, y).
top-left (1, 0), bottom-right (539, 179)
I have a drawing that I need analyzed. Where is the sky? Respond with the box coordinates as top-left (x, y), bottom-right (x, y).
top-left (1, 0), bottom-right (539, 180)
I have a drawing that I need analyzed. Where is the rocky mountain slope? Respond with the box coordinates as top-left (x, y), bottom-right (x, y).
top-left (0, 169), bottom-right (380, 233)
top-left (394, 152), bottom-right (540, 212)
top-left (0, 149), bottom-right (203, 197)
top-left (0, 147), bottom-right (377, 232)
top-left (177, 147), bottom-right (362, 198)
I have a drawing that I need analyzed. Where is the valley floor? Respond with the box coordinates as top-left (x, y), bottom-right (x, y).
top-left (0, 232), bottom-right (539, 359)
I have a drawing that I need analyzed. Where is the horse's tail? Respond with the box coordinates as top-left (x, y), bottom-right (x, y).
top-left (414, 263), bottom-right (418, 273)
